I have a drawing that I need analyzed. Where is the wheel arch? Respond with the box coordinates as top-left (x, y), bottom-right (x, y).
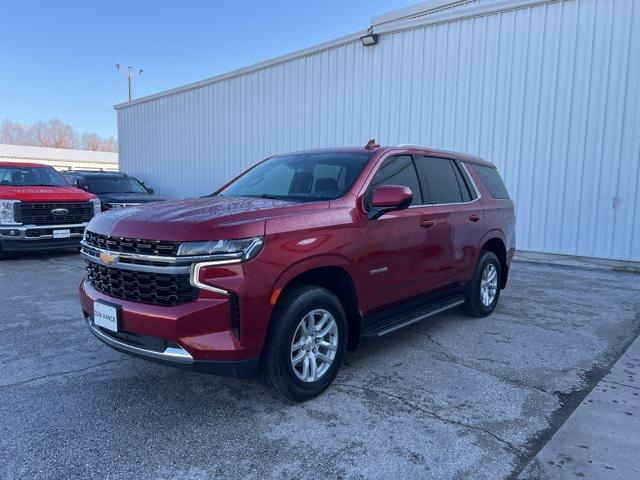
top-left (479, 233), bottom-right (509, 288)
top-left (273, 259), bottom-right (362, 351)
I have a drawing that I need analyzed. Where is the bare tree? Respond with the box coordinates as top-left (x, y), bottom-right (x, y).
top-left (48, 118), bottom-right (78, 149)
top-left (81, 132), bottom-right (102, 151)
top-left (1, 118), bottom-right (116, 151)
top-left (0, 119), bottom-right (30, 145)
top-left (100, 136), bottom-right (118, 152)
top-left (30, 121), bottom-right (53, 147)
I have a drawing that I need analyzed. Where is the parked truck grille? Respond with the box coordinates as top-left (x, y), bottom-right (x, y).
top-left (84, 231), bottom-right (180, 256)
top-left (17, 202), bottom-right (94, 225)
top-left (85, 261), bottom-right (198, 306)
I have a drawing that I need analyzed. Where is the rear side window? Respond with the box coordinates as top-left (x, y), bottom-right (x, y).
top-left (416, 156), bottom-right (468, 204)
top-left (473, 165), bottom-right (510, 199)
top-left (369, 155), bottom-right (422, 205)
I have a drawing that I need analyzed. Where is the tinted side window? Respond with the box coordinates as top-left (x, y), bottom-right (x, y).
top-left (457, 163), bottom-right (478, 201)
top-left (369, 155), bottom-right (422, 205)
top-left (416, 156), bottom-right (464, 204)
top-left (452, 163), bottom-right (472, 202)
top-left (473, 165), bottom-right (510, 199)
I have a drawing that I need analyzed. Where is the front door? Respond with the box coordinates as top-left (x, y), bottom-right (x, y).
top-left (362, 154), bottom-right (433, 313)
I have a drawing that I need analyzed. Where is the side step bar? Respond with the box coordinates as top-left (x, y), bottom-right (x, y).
top-left (362, 295), bottom-right (465, 337)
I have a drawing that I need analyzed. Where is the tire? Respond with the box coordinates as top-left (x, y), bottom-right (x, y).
top-left (259, 284), bottom-right (347, 402)
top-left (0, 244), bottom-right (7, 261)
top-left (464, 251), bottom-right (501, 317)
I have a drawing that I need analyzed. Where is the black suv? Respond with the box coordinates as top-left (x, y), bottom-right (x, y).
top-left (63, 171), bottom-right (165, 211)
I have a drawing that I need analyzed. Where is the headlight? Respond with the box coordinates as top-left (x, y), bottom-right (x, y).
top-left (0, 200), bottom-right (20, 225)
top-left (104, 202), bottom-right (124, 209)
top-left (104, 202), bottom-right (140, 209)
top-left (90, 198), bottom-right (101, 215)
top-left (178, 237), bottom-right (263, 260)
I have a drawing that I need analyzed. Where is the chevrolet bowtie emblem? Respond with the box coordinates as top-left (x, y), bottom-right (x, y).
top-left (100, 252), bottom-right (118, 265)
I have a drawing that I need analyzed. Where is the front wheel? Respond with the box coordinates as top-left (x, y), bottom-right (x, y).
top-left (464, 251), bottom-right (501, 317)
top-left (259, 285), bottom-right (347, 402)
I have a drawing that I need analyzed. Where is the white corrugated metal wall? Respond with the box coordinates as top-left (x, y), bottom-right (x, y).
top-left (117, 0), bottom-right (640, 262)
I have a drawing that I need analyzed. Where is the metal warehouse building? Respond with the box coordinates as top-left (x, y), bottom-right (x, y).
top-left (115, 0), bottom-right (640, 263)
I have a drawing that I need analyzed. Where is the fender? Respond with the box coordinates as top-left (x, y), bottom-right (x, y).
top-left (478, 229), bottom-right (507, 249)
top-left (270, 253), bottom-right (361, 298)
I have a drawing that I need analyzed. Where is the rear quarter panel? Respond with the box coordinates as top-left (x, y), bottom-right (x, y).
top-left (466, 165), bottom-right (516, 261)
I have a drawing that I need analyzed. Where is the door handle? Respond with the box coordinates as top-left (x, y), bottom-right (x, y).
top-left (469, 214), bottom-right (481, 222)
top-left (420, 219), bottom-right (436, 228)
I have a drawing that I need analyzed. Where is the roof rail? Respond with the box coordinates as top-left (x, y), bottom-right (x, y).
top-left (397, 143), bottom-right (424, 148)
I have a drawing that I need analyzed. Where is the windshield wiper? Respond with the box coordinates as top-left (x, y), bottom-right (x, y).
top-left (249, 194), bottom-right (289, 200)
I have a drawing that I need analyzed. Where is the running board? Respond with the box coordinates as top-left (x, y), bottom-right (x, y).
top-left (362, 295), bottom-right (465, 338)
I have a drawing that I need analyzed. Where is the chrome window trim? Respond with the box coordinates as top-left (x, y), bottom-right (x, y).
top-left (86, 319), bottom-right (194, 364)
top-left (362, 154), bottom-right (482, 212)
top-left (190, 258), bottom-right (242, 295)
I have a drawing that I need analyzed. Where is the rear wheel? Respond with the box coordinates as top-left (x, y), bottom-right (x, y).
top-left (259, 285), bottom-right (347, 402)
top-left (464, 251), bottom-right (501, 317)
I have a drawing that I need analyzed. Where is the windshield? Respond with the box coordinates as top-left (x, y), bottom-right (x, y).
top-left (86, 176), bottom-right (148, 194)
top-left (219, 152), bottom-right (372, 202)
top-left (0, 165), bottom-right (68, 187)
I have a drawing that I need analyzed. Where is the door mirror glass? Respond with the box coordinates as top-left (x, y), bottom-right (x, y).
top-left (368, 185), bottom-right (413, 219)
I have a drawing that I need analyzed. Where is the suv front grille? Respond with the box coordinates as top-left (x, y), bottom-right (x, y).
top-left (17, 202), bottom-right (94, 225)
top-left (85, 261), bottom-right (198, 306)
top-left (84, 231), bottom-right (180, 256)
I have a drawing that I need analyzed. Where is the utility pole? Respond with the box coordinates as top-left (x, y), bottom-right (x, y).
top-left (115, 64), bottom-right (143, 101)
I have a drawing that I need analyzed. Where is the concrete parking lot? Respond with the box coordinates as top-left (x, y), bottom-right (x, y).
top-left (1, 253), bottom-right (639, 479)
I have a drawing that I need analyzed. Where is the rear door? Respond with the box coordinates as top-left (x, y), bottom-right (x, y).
top-left (414, 156), bottom-right (485, 286)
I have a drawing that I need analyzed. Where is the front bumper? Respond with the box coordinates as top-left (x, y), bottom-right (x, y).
top-left (79, 279), bottom-right (261, 378)
top-left (0, 222), bottom-right (87, 251)
top-left (85, 315), bottom-right (259, 377)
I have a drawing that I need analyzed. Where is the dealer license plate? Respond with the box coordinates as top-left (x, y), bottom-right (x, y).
top-left (93, 301), bottom-right (119, 332)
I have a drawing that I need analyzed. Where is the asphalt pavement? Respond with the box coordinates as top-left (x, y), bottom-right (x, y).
top-left (1, 251), bottom-right (639, 479)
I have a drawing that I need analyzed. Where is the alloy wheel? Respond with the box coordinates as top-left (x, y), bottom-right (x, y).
top-left (480, 263), bottom-right (498, 306)
top-left (290, 309), bottom-right (338, 382)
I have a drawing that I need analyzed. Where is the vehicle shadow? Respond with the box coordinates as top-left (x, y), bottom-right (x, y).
top-left (2, 248), bottom-right (80, 263)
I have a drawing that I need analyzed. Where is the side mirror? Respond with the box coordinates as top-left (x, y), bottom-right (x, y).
top-left (141, 181), bottom-right (154, 194)
top-left (367, 185), bottom-right (413, 220)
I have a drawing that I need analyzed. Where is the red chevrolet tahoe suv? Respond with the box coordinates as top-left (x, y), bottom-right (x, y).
top-left (79, 144), bottom-right (515, 401)
top-left (0, 162), bottom-right (100, 259)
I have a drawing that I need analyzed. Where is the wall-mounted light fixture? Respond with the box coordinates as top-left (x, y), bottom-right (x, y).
top-left (360, 28), bottom-right (379, 47)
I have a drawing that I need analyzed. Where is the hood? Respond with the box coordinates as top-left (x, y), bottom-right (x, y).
top-left (99, 192), bottom-right (166, 204)
top-left (0, 185), bottom-right (96, 202)
top-left (87, 195), bottom-right (329, 241)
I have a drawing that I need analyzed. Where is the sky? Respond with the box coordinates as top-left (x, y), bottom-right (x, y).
top-left (0, 0), bottom-right (416, 139)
